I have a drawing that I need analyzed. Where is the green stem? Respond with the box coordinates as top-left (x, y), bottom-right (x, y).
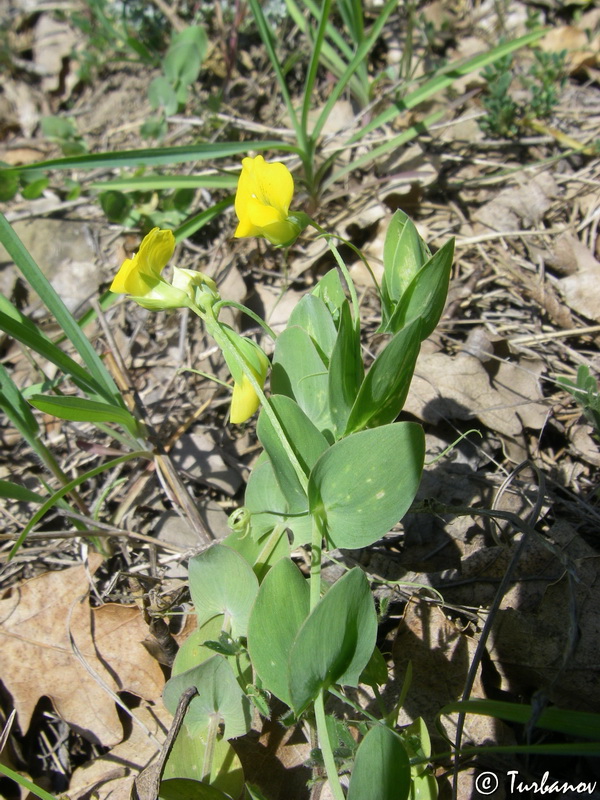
top-left (212, 300), bottom-right (278, 340)
top-left (310, 511), bottom-right (323, 610)
top-left (202, 713), bottom-right (220, 782)
top-left (190, 304), bottom-right (308, 493)
top-left (314, 690), bottom-right (346, 800)
top-left (307, 221), bottom-right (363, 327)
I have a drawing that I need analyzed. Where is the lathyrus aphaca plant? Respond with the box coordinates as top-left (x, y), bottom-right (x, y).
top-left (112, 155), bottom-right (454, 800)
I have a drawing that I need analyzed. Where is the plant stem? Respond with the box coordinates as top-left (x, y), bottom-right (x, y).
top-left (190, 304), bottom-right (309, 493)
top-left (310, 511), bottom-right (324, 610)
top-left (314, 690), bottom-right (346, 800)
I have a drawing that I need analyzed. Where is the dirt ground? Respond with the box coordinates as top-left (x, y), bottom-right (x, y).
top-left (1, 1), bottom-right (600, 798)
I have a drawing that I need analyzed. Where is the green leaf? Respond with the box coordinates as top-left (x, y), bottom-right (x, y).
top-left (21, 177), bottom-right (49, 200)
top-left (188, 544), bottom-right (259, 637)
top-left (8, 139), bottom-right (299, 174)
top-left (0, 762), bottom-right (58, 800)
top-left (163, 655), bottom-right (251, 739)
top-left (163, 729), bottom-right (244, 798)
top-left (387, 239), bottom-right (454, 339)
top-left (244, 453), bottom-right (312, 545)
top-left (327, 301), bottom-right (363, 437)
top-left (288, 568), bottom-right (377, 714)
top-left (0, 169), bottom-right (19, 202)
top-left (173, 197), bottom-right (234, 242)
top-left (347, 725), bottom-right (411, 800)
top-left (256, 395), bottom-right (329, 512)
top-left (0, 294), bottom-right (108, 400)
top-left (41, 115), bottom-right (77, 141)
top-left (164, 26), bottom-right (208, 87)
top-left (222, 524), bottom-right (290, 579)
top-left (312, 268), bottom-right (347, 319)
top-left (172, 615), bottom-right (226, 676)
top-left (159, 779), bottom-right (230, 800)
top-left (308, 423), bottom-right (425, 549)
top-left (271, 326), bottom-right (332, 433)
top-left (345, 319), bottom-right (421, 433)
top-left (0, 480), bottom-right (45, 504)
top-left (381, 209), bottom-right (431, 322)
top-left (10, 450), bottom-right (151, 558)
top-left (149, 75), bottom-right (179, 115)
top-left (99, 190), bottom-right (133, 223)
top-left (28, 394), bottom-right (139, 435)
top-left (440, 699), bottom-right (600, 740)
top-left (90, 173), bottom-right (238, 192)
top-left (360, 645), bottom-right (389, 688)
top-left (288, 294), bottom-right (338, 363)
top-left (247, 557), bottom-right (310, 708)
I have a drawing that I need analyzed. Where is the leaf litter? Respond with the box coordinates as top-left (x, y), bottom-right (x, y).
top-left (1, 0), bottom-right (600, 796)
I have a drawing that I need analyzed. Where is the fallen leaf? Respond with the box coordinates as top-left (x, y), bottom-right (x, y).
top-left (34, 14), bottom-right (77, 94)
top-left (0, 556), bottom-right (165, 746)
top-left (92, 604), bottom-right (165, 700)
top-left (392, 600), bottom-right (516, 751)
top-left (473, 172), bottom-right (558, 233)
top-left (404, 348), bottom-right (547, 459)
top-left (488, 521), bottom-right (600, 712)
top-left (541, 25), bottom-right (600, 74)
top-left (557, 247), bottom-right (600, 322)
top-left (68, 702), bottom-right (171, 800)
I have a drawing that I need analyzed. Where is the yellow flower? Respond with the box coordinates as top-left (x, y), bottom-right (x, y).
top-left (111, 228), bottom-right (217, 310)
top-left (111, 227), bottom-right (175, 296)
top-left (234, 155), bottom-right (303, 246)
top-left (221, 326), bottom-right (270, 424)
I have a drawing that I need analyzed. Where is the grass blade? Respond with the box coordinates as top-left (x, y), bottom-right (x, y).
top-left (90, 173), bottom-right (239, 192)
top-left (349, 29), bottom-right (547, 144)
top-left (0, 212), bottom-right (128, 410)
top-left (10, 449), bottom-right (152, 558)
top-left (4, 140), bottom-right (300, 175)
top-left (0, 480), bottom-right (46, 504)
top-left (0, 295), bottom-right (109, 400)
top-left (173, 196), bottom-right (234, 242)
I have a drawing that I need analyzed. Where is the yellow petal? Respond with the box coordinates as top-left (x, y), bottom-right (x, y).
top-left (234, 156), bottom-right (295, 242)
top-left (136, 227), bottom-right (176, 276)
top-left (230, 375), bottom-right (261, 424)
top-left (247, 196), bottom-right (285, 228)
top-left (110, 257), bottom-right (156, 295)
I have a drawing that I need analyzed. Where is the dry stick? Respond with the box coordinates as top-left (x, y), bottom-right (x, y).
top-left (91, 300), bottom-right (213, 545)
top-left (132, 687), bottom-right (198, 800)
top-left (450, 461), bottom-right (546, 798)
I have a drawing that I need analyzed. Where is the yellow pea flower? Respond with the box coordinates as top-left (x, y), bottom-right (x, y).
top-left (111, 227), bottom-right (217, 310)
top-left (111, 227), bottom-right (175, 296)
top-left (234, 155), bottom-right (305, 246)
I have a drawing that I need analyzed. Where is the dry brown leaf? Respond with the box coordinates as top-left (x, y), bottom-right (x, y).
top-left (473, 172), bottom-right (558, 233)
top-left (0, 557), bottom-right (165, 746)
top-left (233, 716), bottom-right (312, 800)
top-left (68, 702), bottom-right (171, 800)
top-left (405, 349), bottom-right (547, 459)
top-left (488, 521), bottom-right (600, 712)
top-left (541, 25), bottom-right (600, 73)
top-left (92, 604), bottom-right (165, 701)
top-left (34, 14), bottom-right (78, 94)
top-left (392, 600), bottom-right (516, 752)
top-left (0, 555), bottom-right (121, 744)
top-left (557, 245), bottom-right (600, 321)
